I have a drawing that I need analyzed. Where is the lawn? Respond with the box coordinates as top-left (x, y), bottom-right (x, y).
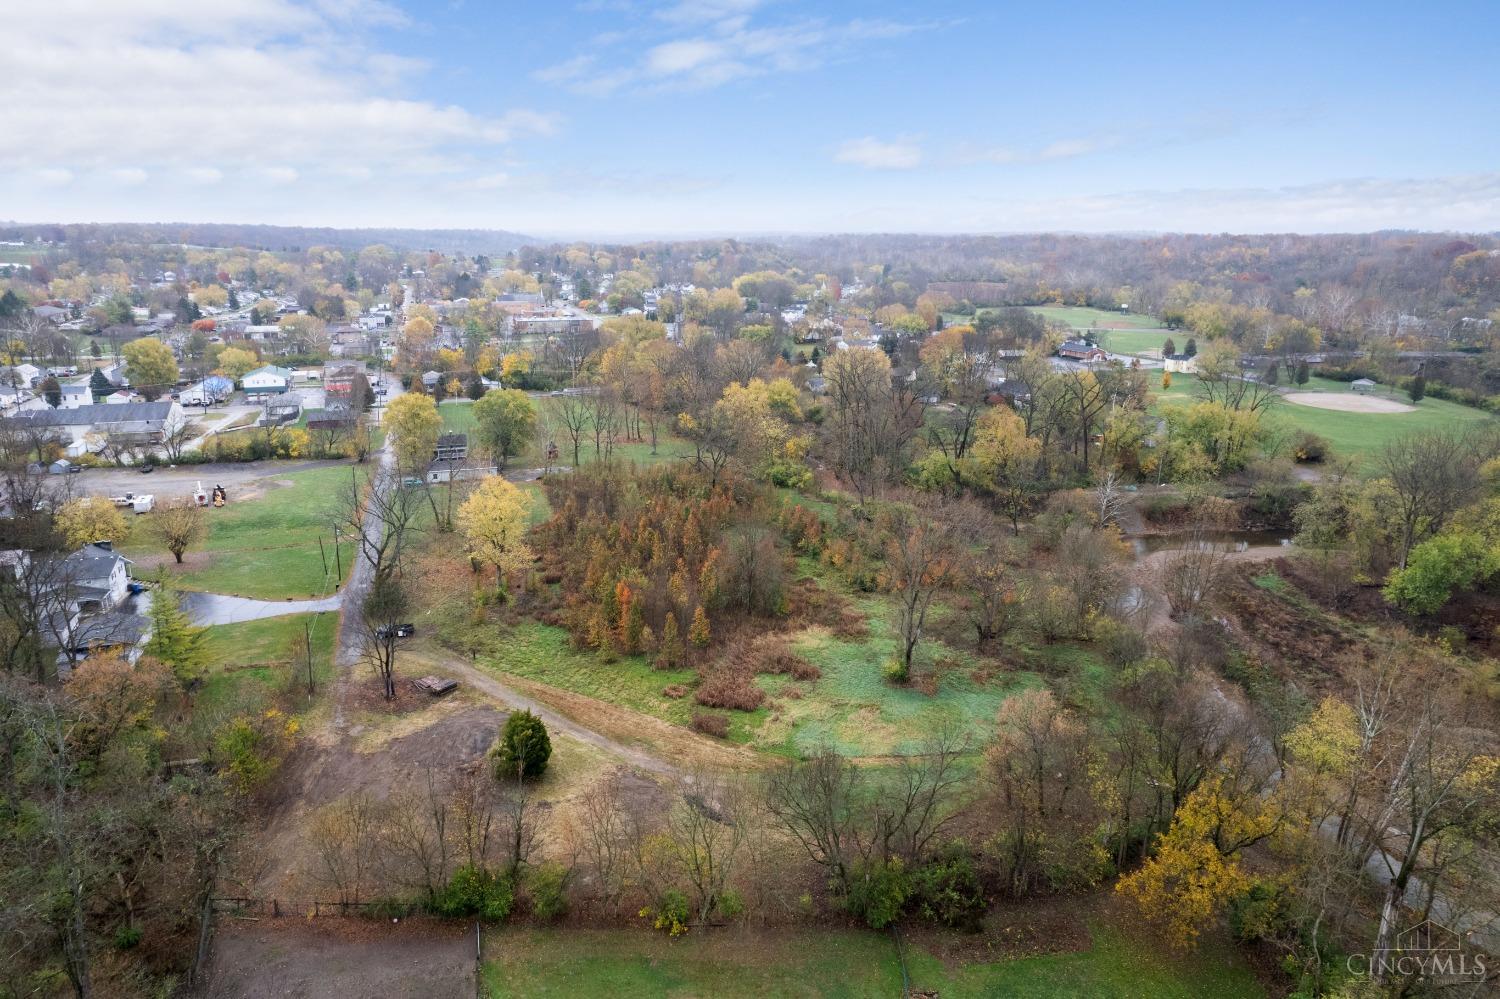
top-left (1151, 376), bottom-right (1496, 472)
top-left (1096, 329), bottom-right (1174, 356)
top-left (481, 924), bottom-right (1264, 999)
top-left (197, 612), bottom-right (337, 717)
top-left (439, 399), bottom-right (477, 433)
top-left (483, 927), bottom-right (904, 999)
top-left (903, 925), bottom-right (1265, 998)
top-left (1030, 305), bottom-right (1164, 331)
top-left (125, 464), bottom-right (361, 598)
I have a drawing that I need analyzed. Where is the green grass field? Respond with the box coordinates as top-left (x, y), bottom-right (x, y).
top-left (1151, 376), bottom-right (1496, 472)
top-left (126, 464), bottom-right (360, 598)
top-left (439, 400), bottom-right (477, 433)
top-left (197, 612), bottom-right (337, 716)
top-left (482, 924), bottom-right (1264, 999)
top-left (1030, 305), bottom-right (1163, 331)
top-left (1096, 329), bottom-right (1174, 356)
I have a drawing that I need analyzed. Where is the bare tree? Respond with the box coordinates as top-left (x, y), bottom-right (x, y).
top-left (573, 779), bottom-right (630, 913)
top-left (148, 498), bottom-right (205, 564)
top-left (360, 575), bottom-right (407, 700)
top-left (339, 465), bottom-right (421, 584)
top-left (663, 771), bottom-right (748, 925)
top-left (881, 498), bottom-right (970, 677)
top-left (1379, 428), bottom-right (1484, 568)
top-left (554, 394), bottom-right (592, 468)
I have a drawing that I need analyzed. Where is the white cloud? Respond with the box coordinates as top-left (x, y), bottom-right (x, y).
top-left (834, 137), bottom-right (923, 170)
top-left (110, 168), bottom-right (149, 186)
top-left (962, 136), bottom-right (1120, 165)
top-left (0, 0), bottom-right (555, 183)
top-left (261, 166), bottom-right (300, 185)
top-left (547, 6), bottom-right (944, 95)
top-left (185, 167), bottom-right (224, 184)
top-left (36, 168), bottom-right (73, 186)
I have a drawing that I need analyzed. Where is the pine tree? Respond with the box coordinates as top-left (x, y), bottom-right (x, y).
top-left (1294, 360), bottom-right (1310, 386)
top-left (689, 605), bottom-right (711, 649)
top-left (1408, 373), bottom-right (1426, 404)
top-left (144, 585), bottom-right (209, 684)
top-left (89, 367), bottom-right (111, 400)
top-left (656, 614), bottom-right (683, 669)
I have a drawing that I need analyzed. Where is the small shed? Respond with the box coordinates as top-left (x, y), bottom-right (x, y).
top-left (1351, 378), bottom-right (1376, 394)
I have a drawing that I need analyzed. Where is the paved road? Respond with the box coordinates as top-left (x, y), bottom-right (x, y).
top-left (180, 590), bottom-right (341, 626)
top-left (332, 374), bottom-right (401, 731)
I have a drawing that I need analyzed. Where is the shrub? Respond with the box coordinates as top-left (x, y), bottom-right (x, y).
top-left (1291, 431), bottom-right (1329, 464)
top-left (435, 865), bottom-right (514, 921)
top-left (1228, 879), bottom-right (1293, 944)
top-left (527, 861), bottom-right (569, 922)
top-left (691, 711), bottom-right (730, 737)
top-left (695, 666), bottom-right (764, 711)
top-left (1093, 616), bottom-right (1148, 668)
top-left (912, 848), bottom-right (987, 932)
top-left (113, 925), bottom-right (143, 950)
top-left (491, 709), bottom-right (552, 780)
top-left (844, 859), bottom-right (910, 929)
top-left (642, 889), bottom-right (691, 936)
top-left (662, 683), bottom-right (689, 699)
top-left (882, 658), bottom-right (909, 685)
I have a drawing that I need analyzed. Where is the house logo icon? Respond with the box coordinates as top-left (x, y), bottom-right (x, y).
top-left (1394, 919), bottom-right (1463, 954)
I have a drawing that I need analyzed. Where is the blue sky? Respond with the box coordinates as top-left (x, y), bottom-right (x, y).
top-left (4, 0), bottom-right (1498, 236)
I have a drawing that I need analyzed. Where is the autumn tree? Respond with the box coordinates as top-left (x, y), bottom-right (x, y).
top-left (881, 498), bottom-right (969, 680)
top-left (121, 338), bottom-right (178, 400)
top-left (54, 497), bottom-right (127, 549)
top-left (384, 392), bottom-right (441, 475)
top-left (148, 498), bottom-right (205, 564)
top-left (215, 346), bottom-right (259, 382)
top-left (822, 348), bottom-right (922, 504)
top-left (472, 389), bottom-right (537, 471)
top-left (1116, 773), bottom-right (1281, 948)
top-left (457, 477), bottom-right (534, 597)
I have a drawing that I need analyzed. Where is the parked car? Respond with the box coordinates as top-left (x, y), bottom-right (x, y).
top-left (139, 464), bottom-right (155, 474)
top-left (376, 622), bottom-right (416, 640)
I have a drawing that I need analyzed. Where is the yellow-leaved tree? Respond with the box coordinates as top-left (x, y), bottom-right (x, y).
top-left (383, 392), bottom-right (441, 474)
top-left (216, 346), bottom-right (260, 382)
top-left (457, 477), bottom-right (534, 598)
top-left (55, 496), bottom-right (129, 549)
top-left (1115, 773), bottom-right (1281, 948)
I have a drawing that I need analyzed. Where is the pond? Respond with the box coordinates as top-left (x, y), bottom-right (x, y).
top-left (1129, 530), bottom-right (1292, 558)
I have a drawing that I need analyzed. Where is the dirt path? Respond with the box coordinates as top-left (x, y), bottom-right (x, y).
top-left (199, 918), bottom-right (474, 999)
top-left (412, 649), bottom-right (760, 777)
top-left (1129, 544), bottom-right (1290, 638)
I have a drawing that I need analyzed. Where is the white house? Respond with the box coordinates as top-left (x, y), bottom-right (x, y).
top-left (8, 401), bottom-right (186, 457)
top-left (1163, 353), bottom-right (1198, 374)
top-left (242, 365), bottom-right (293, 396)
top-left (64, 542), bottom-right (133, 613)
top-left (59, 383), bottom-right (91, 409)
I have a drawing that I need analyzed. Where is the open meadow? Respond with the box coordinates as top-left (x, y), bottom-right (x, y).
top-left (123, 463), bottom-right (362, 598)
top-left (1152, 374), bottom-right (1495, 470)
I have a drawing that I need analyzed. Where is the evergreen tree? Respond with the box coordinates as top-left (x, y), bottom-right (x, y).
top-left (144, 585), bottom-right (209, 685)
top-left (1294, 360), bottom-right (1310, 386)
top-left (1184, 338), bottom-right (1198, 358)
top-left (89, 367), bottom-right (111, 400)
top-left (40, 376), bottom-right (61, 408)
top-left (1162, 337), bottom-right (1176, 357)
top-left (1408, 373), bottom-right (1426, 404)
top-left (491, 709), bottom-right (551, 780)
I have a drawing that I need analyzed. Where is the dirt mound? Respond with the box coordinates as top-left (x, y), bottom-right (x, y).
top-left (202, 918), bottom-right (473, 998)
top-left (1285, 391), bottom-right (1413, 414)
